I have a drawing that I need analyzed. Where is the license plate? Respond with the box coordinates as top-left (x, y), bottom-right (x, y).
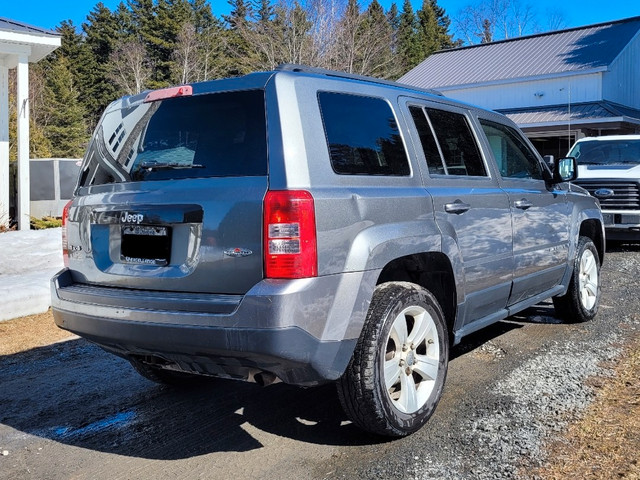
top-left (121, 225), bottom-right (171, 266)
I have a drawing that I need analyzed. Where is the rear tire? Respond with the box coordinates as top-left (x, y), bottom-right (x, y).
top-left (553, 236), bottom-right (600, 323)
top-left (337, 282), bottom-right (449, 437)
top-left (129, 359), bottom-right (205, 386)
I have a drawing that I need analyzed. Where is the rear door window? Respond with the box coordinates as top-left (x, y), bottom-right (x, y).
top-left (423, 108), bottom-right (487, 177)
top-left (318, 92), bottom-right (410, 176)
top-left (408, 105), bottom-right (487, 177)
top-left (79, 90), bottom-right (267, 186)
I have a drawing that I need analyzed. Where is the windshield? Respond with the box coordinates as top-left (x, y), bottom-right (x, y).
top-left (568, 139), bottom-right (640, 166)
top-left (78, 89), bottom-right (267, 187)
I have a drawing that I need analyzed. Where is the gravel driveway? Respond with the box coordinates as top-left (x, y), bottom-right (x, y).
top-left (0, 245), bottom-right (638, 480)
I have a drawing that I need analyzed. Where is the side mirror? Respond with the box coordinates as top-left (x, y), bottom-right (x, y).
top-left (553, 157), bottom-right (577, 183)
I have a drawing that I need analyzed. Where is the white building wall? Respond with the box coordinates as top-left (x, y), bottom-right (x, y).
top-left (604, 31), bottom-right (640, 109)
top-left (437, 73), bottom-right (603, 110)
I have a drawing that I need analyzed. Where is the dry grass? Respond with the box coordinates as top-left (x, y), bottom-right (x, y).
top-left (530, 333), bottom-right (640, 480)
top-left (0, 309), bottom-right (75, 356)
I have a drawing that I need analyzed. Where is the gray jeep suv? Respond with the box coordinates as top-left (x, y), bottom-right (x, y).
top-left (52, 65), bottom-right (604, 437)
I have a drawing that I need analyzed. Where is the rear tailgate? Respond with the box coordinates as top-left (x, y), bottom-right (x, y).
top-left (66, 88), bottom-right (268, 295)
top-left (66, 177), bottom-right (267, 294)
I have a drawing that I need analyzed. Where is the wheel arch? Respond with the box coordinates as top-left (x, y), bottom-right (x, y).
top-left (376, 252), bottom-right (457, 341)
top-left (579, 218), bottom-right (605, 265)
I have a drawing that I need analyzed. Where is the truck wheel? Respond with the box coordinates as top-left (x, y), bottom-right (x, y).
top-left (337, 282), bottom-right (449, 437)
top-left (553, 236), bottom-right (600, 323)
top-left (129, 359), bottom-right (204, 386)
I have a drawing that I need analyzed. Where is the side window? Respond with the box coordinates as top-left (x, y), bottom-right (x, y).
top-left (425, 108), bottom-right (487, 177)
top-left (409, 106), bottom-right (445, 175)
top-left (318, 92), bottom-right (410, 176)
top-left (480, 120), bottom-right (543, 180)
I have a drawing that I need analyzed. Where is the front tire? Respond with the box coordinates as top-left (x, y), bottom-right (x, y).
top-left (553, 236), bottom-right (600, 322)
top-left (337, 282), bottom-right (449, 437)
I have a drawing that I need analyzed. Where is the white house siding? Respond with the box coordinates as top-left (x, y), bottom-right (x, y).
top-left (436, 73), bottom-right (604, 111)
top-left (604, 30), bottom-right (640, 109)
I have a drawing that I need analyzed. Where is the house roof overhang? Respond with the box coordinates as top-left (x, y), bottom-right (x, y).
top-left (498, 101), bottom-right (640, 130)
top-left (0, 17), bottom-right (60, 67)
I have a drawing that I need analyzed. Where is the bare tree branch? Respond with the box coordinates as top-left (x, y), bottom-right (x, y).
top-left (108, 38), bottom-right (152, 95)
top-left (172, 23), bottom-right (201, 84)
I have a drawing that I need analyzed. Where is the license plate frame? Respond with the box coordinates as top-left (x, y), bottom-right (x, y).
top-left (120, 225), bottom-right (172, 266)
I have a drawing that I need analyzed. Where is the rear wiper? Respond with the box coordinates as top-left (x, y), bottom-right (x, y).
top-left (139, 161), bottom-right (204, 170)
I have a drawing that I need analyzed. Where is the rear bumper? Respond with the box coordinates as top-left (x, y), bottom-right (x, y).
top-left (51, 268), bottom-right (377, 386)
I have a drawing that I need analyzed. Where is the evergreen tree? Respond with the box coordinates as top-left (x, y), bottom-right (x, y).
top-left (190, 0), bottom-right (215, 33)
top-left (361, 0), bottom-right (394, 77)
top-left (225, 0), bottom-right (251, 30)
top-left (151, 0), bottom-right (192, 86)
top-left (414, 0), bottom-right (456, 66)
top-left (197, 18), bottom-right (227, 81)
top-left (480, 19), bottom-right (493, 43)
top-left (224, 0), bottom-right (256, 75)
top-left (429, 0), bottom-right (457, 49)
top-left (114, 1), bottom-right (136, 39)
top-left (127, 0), bottom-right (155, 39)
top-left (280, 1), bottom-right (312, 65)
top-left (253, 0), bottom-right (273, 24)
top-left (84, 3), bottom-right (119, 63)
top-left (28, 117), bottom-right (53, 159)
top-left (83, 3), bottom-right (121, 128)
top-left (42, 21), bottom-right (95, 138)
top-left (397, 0), bottom-right (421, 72)
top-left (42, 56), bottom-right (88, 158)
top-left (416, 0), bottom-right (440, 59)
top-left (387, 2), bottom-right (400, 53)
top-left (54, 21), bottom-right (86, 65)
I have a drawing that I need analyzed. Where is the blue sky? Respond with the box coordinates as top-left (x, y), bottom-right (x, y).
top-left (2, 0), bottom-right (639, 36)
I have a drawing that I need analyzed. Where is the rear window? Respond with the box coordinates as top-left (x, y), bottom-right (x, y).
top-left (318, 92), bottom-right (410, 176)
top-left (78, 90), bottom-right (267, 186)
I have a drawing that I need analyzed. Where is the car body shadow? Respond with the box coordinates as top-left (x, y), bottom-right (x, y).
top-left (0, 338), bottom-right (381, 461)
top-left (0, 299), bottom-right (570, 460)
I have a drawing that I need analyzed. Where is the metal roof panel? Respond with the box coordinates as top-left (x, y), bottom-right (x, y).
top-left (399, 17), bottom-right (640, 89)
top-left (0, 17), bottom-right (58, 36)
top-left (498, 101), bottom-right (640, 125)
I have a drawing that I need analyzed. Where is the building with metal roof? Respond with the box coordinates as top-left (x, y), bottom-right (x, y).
top-left (399, 16), bottom-right (640, 158)
top-left (0, 17), bottom-right (60, 230)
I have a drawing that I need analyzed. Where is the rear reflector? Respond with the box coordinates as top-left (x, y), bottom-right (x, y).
top-left (144, 85), bottom-right (193, 103)
top-left (264, 190), bottom-right (317, 279)
top-left (61, 200), bottom-right (73, 267)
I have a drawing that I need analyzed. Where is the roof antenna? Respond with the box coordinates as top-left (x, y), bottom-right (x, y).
top-left (561, 84), bottom-right (572, 149)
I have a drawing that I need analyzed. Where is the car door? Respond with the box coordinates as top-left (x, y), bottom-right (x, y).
top-left (403, 100), bottom-right (514, 326)
top-left (478, 118), bottom-right (571, 306)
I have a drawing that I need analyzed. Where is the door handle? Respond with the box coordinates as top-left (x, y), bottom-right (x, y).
top-left (444, 200), bottom-right (471, 214)
top-left (514, 199), bottom-right (533, 210)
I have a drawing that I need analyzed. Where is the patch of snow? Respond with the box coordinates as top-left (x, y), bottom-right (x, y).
top-left (0, 228), bottom-right (63, 321)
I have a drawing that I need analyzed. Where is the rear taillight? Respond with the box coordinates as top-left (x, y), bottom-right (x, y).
top-left (264, 190), bottom-right (317, 279)
top-left (61, 200), bottom-right (72, 267)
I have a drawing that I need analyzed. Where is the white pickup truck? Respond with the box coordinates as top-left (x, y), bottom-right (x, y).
top-left (569, 135), bottom-right (640, 242)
